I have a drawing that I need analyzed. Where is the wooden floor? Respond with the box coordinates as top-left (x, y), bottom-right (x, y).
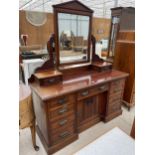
top-left (19, 106), bottom-right (135, 155)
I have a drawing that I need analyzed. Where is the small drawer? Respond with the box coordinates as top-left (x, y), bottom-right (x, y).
top-left (48, 94), bottom-right (75, 109)
top-left (111, 79), bottom-right (125, 89)
top-left (51, 126), bottom-right (75, 144)
top-left (94, 84), bottom-right (109, 93)
top-left (110, 88), bottom-right (123, 94)
top-left (78, 89), bottom-right (90, 99)
top-left (36, 76), bottom-right (62, 86)
top-left (78, 84), bottom-right (109, 100)
top-left (107, 102), bottom-right (121, 114)
top-left (109, 90), bottom-right (123, 99)
top-left (50, 114), bottom-right (75, 130)
top-left (49, 111), bottom-right (74, 122)
top-left (109, 99), bottom-right (121, 106)
top-left (49, 103), bottom-right (74, 120)
top-left (109, 94), bottom-right (122, 104)
top-left (34, 70), bottom-right (63, 86)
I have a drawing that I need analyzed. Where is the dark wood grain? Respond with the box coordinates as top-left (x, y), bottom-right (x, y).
top-left (32, 92), bottom-right (50, 145)
top-left (113, 31), bottom-right (135, 109)
top-left (117, 30), bottom-right (135, 41)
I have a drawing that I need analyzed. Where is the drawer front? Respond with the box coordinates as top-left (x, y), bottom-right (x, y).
top-left (109, 92), bottom-right (122, 104)
top-left (110, 79), bottom-right (125, 93)
top-left (50, 126), bottom-right (75, 144)
top-left (77, 96), bottom-right (100, 125)
top-left (49, 103), bottom-right (74, 121)
top-left (110, 88), bottom-right (123, 96)
top-left (48, 94), bottom-right (75, 109)
top-left (38, 76), bottom-right (62, 86)
top-left (107, 102), bottom-right (121, 114)
top-left (50, 114), bottom-right (75, 130)
top-left (78, 84), bottom-right (109, 100)
top-left (94, 84), bottom-right (109, 94)
top-left (49, 111), bottom-right (75, 123)
top-left (108, 79), bottom-right (125, 105)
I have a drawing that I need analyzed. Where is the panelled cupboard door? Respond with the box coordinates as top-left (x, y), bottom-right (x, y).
top-left (77, 96), bottom-right (99, 125)
top-left (78, 96), bottom-right (99, 124)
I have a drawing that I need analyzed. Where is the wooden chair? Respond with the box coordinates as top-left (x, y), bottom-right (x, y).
top-left (130, 118), bottom-right (135, 139)
top-left (19, 83), bottom-right (39, 151)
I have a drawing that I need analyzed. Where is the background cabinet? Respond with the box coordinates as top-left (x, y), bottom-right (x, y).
top-left (108, 7), bottom-right (135, 58)
top-left (113, 30), bottom-right (135, 110)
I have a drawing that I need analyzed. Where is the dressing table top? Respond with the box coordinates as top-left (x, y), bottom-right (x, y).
top-left (30, 69), bottom-right (128, 101)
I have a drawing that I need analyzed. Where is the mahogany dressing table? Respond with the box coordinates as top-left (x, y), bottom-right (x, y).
top-left (29, 1), bottom-right (129, 154)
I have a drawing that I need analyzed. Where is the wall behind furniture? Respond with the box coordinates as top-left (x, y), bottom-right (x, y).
top-left (92, 17), bottom-right (111, 41)
top-left (19, 11), bottom-right (111, 46)
top-left (19, 11), bottom-right (54, 46)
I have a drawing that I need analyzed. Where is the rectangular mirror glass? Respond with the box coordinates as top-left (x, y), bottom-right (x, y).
top-left (58, 13), bottom-right (90, 64)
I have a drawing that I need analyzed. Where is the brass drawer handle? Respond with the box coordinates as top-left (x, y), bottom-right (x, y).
top-left (58, 108), bottom-right (67, 114)
top-left (58, 98), bottom-right (67, 104)
top-left (48, 78), bottom-right (55, 83)
top-left (81, 91), bottom-right (89, 96)
top-left (59, 119), bottom-right (68, 126)
top-left (99, 86), bottom-right (106, 91)
top-left (59, 131), bottom-right (70, 138)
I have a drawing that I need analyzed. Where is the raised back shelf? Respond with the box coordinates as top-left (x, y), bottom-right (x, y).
top-left (92, 62), bottom-right (112, 72)
top-left (33, 69), bottom-right (63, 86)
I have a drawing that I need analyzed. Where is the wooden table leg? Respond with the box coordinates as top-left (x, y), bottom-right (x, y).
top-left (30, 120), bottom-right (39, 151)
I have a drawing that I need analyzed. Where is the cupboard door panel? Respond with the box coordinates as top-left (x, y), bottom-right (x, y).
top-left (78, 96), bottom-right (99, 125)
top-left (83, 97), bottom-right (98, 119)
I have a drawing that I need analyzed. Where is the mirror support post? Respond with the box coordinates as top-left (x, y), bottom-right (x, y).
top-left (29, 33), bottom-right (56, 76)
top-left (91, 35), bottom-right (104, 63)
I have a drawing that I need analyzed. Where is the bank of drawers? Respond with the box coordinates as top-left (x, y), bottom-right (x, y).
top-left (107, 79), bottom-right (125, 114)
top-left (46, 81), bottom-right (125, 144)
top-left (47, 94), bottom-right (76, 144)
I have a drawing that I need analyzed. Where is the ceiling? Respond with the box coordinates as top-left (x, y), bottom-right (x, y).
top-left (19, 0), bottom-right (135, 18)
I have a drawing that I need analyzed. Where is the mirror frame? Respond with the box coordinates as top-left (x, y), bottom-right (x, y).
top-left (53, 0), bottom-right (93, 67)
